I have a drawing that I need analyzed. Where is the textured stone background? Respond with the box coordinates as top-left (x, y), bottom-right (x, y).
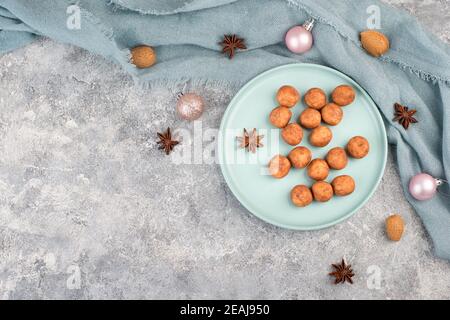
top-left (0, 0), bottom-right (449, 300)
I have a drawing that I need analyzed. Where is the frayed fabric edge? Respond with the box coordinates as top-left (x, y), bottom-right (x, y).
top-left (381, 55), bottom-right (450, 86)
top-left (79, 7), bottom-right (114, 43)
top-left (285, 0), bottom-right (450, 87)
top-left (107, 0), bottom-right (193, 15)
top-left (83, 0), bottom-right (450, 89)
top-left (106, 0), bottom-right (238, 16)
top-left (79, 5), bottom-right (138, 71)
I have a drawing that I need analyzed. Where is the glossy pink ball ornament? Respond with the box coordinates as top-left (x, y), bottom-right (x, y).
top-left (176, 93), bottom-right (205, 121)
top-left (285, 19), bottom-right (315, 54)
top-left (408, 173), bottom-right (446, 201)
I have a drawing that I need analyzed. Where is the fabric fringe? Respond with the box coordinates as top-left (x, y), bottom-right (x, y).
top-left (106, 0), bottom-right (239, 16)
top-left (381, 56), bottom-right (450, 86)
top-left (82, 0), bottom-right (450, 89)
top-left (285, 0), bottom-right (354, 44)
top-left (285, 0), bottom-right (450, 87)
top-left (79, 4), bottom-right (138, 72)
top-left (79, 6), bottom-right (114, 42)
top-left (106, 0), bottom-right (185, 15)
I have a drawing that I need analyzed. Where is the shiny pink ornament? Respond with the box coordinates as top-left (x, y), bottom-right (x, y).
top-left (176, 93), bottom-right (204, 121)
top-left (285, 19), bottom-right (315, 54)
top-left (409, 173), bottom-right (441, 201)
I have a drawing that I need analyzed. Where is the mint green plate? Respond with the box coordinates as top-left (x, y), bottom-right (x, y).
top-left (218, 63), bottom-right (387, 230)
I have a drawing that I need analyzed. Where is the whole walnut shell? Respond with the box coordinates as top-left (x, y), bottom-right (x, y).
top-left (131, 45), bottom-right (157, 69)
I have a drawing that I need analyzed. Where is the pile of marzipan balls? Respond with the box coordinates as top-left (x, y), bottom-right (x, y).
top-left (268, 85), bottom-right (370, 207)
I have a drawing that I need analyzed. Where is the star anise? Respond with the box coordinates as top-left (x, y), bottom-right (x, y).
top-left (393, 103), bottom-right (418, 130)
top-left (157, 127), bottom-right (179, 155)
top-left (237, 128), bottom-right (264, 153)
top-left (221, 34), bottom-right (247, 59)
top-left (329, 259), bottom-right (354, 285)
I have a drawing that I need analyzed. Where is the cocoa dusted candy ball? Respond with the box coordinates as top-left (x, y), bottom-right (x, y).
top-left (326, 147), bottom-right (348, 170)
top-left (321, 103), bottom-right (343, 126)
top-left (307, 159), bottom-right (330, 181)
top-left (288, 146), bottom-right (312, 169)
top-left (276, 85), bottom-right (300, 108)
top-left (309, 126), bottom-right (333, 147)
top-left (291, 185), bottom-right (313, 207)
top-left (269, 106), bottom-right (292, 128)
top-left (332, 175), bottom-right (355, 196)
top-left (311, 181), bottom-right (334, 202)
top-left (332, 85), bottom-right (356, 106)
top-left (347, 136), bottom-right (370, 159)
top-left (269, 155), bottom-right (291, 179)
top-left (281, 123), bottom-right (303, 146)
top-left (304, 88), bottom-right (327, 110)
top-left (299, 108), bottom-right (321, 129)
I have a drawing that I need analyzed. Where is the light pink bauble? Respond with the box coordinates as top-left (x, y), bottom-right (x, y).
top-left (285, 26), bottom-right (313, 54)
top-left (409, 173), bottom-right (437, 201)
top-left (176, 93), bottom-right (204, 121)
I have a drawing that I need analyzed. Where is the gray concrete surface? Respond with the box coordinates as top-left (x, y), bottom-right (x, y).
top-left (0, 0), bottom-right (449, 300)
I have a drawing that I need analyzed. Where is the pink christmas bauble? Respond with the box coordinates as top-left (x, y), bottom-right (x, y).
top-left (409, 173), bottom-right (437, 201)
top-left (176, 93), bottom-right (204, 121)
top-left (285, 25), bottom-right (313, 54)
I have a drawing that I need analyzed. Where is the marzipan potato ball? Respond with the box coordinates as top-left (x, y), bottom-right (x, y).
top-left (332, 85), bottom-right (355, 106)
top-left (131, 45), bottom-right (157, 69)
top-left (347, 136), bottom-right (370, 159)
top-left (307, 159), bottom-right (329, 181)
top-left (269, 155), bottom-right (291, 179)
top-left (281, 123), bottom-right (303, 146)
top-left (291, 185), bottom-right (313, 207)
top-left (269, 106), bottom-right (292, 128)
top-left (326, 147), bottom-right (348, 170)
top-left (299, 108), bottom-right (321, 129)
top-left (312, 181), bottom-right (334, 202)
top-left (304, 88), bottom-right (327, 110)
top-left (276, 86), bottom-right (300, 108)
top-left (332, 175), bottom-right (355, 196)
top-left (288, 146), bottom-right (312, 169)
top-left (321, 103), bottom-right (343, 126)
top-left (309, 126), bottom-right (333, 147)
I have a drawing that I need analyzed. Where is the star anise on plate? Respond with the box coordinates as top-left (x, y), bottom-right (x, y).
top-left (393, 103), bottom-right (418, 130)
top-left (157, 127), bottom-right (179, 155)
top-left (329, 259), bottom-right (354, 285)
top-left (237, 128), bottom-right (264, 153)
top-left (221, 34), bottom-right (247, 59)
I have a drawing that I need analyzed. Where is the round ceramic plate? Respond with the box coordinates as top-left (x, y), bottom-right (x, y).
top-left (218, 63), bottom-right (387, 230)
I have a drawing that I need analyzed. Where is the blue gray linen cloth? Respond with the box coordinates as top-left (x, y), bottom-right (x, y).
top-left (1, 0), bottom-right (449, 260)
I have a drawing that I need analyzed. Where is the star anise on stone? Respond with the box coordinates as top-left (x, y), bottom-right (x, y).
top-left (221, 34), bottom-right (247, 59)
top-left (237, 128), bottom-right (264, 153)
top-left (329, 259), bottom-right (354, 285)
top-left (393, 103), bottom-right (418, 130)
top-left (157, 127), bottom-right (179, 155)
